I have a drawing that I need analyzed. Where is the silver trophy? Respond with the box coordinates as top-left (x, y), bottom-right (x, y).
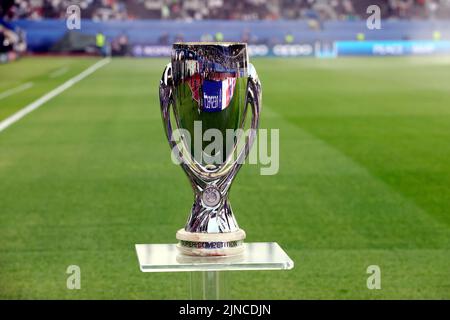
top-left (159, 43), bottom-right (261, 256)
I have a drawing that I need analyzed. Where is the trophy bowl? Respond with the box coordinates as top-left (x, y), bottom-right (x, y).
top-left (159, 42), bottom-right (261, 256)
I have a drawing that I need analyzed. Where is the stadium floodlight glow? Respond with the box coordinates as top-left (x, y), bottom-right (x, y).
top-left (159, 42), bottom-right (261, 256)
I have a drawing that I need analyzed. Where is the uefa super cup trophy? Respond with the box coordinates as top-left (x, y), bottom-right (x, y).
top-left (159, 43), bottom-right (261, 256)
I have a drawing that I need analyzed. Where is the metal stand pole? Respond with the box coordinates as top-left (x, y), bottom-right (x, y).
top-left (189, 271), bottom-right (227, 300)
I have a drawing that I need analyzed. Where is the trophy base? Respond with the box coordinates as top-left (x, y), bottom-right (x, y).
top-left (176, 228), bottom-right (246, 257)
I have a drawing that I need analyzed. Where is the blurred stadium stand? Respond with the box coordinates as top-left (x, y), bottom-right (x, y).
top-left (2, 0), bottom-right (450, 21)
top-left (1, 1), bottom-right (450, 58)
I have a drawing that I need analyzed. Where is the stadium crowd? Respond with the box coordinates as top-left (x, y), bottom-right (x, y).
top-left (1, 0), bottom-right (450, 21)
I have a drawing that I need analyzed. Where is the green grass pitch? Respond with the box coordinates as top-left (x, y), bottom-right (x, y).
top-left (0, 56), bottom-right (449, 299)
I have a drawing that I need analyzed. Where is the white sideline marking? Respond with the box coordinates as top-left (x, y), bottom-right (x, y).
top-left (49, 66), bottom-right (69, 78)
top-left (0, 58), bottom-right (111, 133)
top-left (0, 82), bottom-right (34, 100)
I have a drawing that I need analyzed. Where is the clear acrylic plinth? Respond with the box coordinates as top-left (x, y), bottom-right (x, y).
top-left (135, 242), bottom-right (294, 299)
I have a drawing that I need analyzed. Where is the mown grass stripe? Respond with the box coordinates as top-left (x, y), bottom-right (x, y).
top-left (0, 58), bottom-right (110, 133)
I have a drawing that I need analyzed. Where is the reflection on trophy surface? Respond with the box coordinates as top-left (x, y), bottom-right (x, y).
top-left (159, 42), bottom-right (261, 256)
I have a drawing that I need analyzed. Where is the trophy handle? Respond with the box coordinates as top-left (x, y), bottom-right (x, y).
top-left (159, 63), bottom-right (179, 158)
top-left (159, 63), bottom-right (208, 188)
top-left (217, 63), bottom-right (261, 191)
top-left (159, 64), bottom-right (189, 172)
